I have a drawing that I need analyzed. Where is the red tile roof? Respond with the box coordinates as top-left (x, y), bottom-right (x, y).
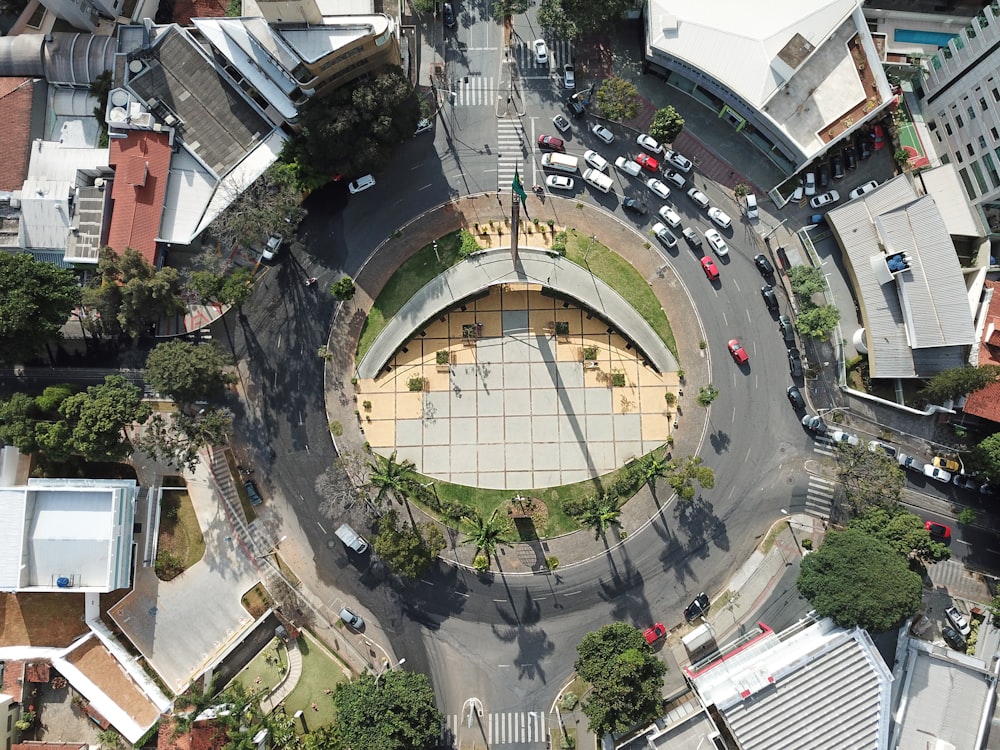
top-left (172, 0), bottom-right (227, 27)
top-left (963, 280), bottom-right (1000, 423)
top-left (158, 715), bottom-right (227, 750)
top-left (0, 78), bottom-right (35, 192)
top-left (25, 663), bottom-right (50, 683)
top-left (107, 131), bottom-right (172, 266)
top-left (2, 661), bottom-right (24, 702)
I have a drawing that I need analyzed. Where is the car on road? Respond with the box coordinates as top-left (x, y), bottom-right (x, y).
top-left (704, 228), bottom-right (729, 257)
top-left (545, 175), bottom-right (574, 191)
top-left (552, 114), bottom-right (571, 133)
top-left (261, 232), bottom-right (283, 261)
top-left (537, 135), bottom-right (565, 152)
top-left (953, 474), bottom-right (981, 491)
top-left (728, 339), bottom-right (749, 364)
top-left (563, 63), bottom-right (575, 89)
top-left (636, 133), bottom-right (662, 154)
top-left (584, 150), bottom-right (609, 171)
top-left (443, 2), bottom-right (455, 26)
top-left (778, 314), bottom-right (795, 344)
top-left (849, 181), bottom-right (878, 200)
top-left (801, 414), bottom-right (828, 434)
top-left (754, 253), bottom-right (775, 277)
top-left (651, 222), bottom-right (677, 250)
top-left (636, 153), bottom-right (660, 172)
top-left (621, 197), bottom-right (647, 215)
top-left (683, 227), bottom-right (702, 248)
top-left (687, 188), bottom-right (710, 209)
top-left (665, 150), bottom-right (693, 172)
top-left (804, 171), bottom-right (817, 196)
top-left (867, 440), bottom-right (897, 458)
top-left (615, 156), bottom-right (642, 177)
top-left (643, 622), bottom-right (667, 644)
top-left (786, 385), bottom-right (805, 410)
top-left (981, 483), bottom-right (1000, 496)
top-left (945, 605), bottom-right (971, 637)
top-left (339, 606), bottom-right (365, 630)
top-left (565, 98), bottom-right (585, 119)
top-left (809, 190), bottom-right (840, 209)
top-left (745, 193), bottom-right (759, 219)
top-left (348, 174), bottom-right (375, 194)
top-left (646, 178), bottom-right (670, 200)
top-left (761, 284), bottom-right (779, 312)
top-left (926, 521), bottom-right (951, 539)
top-left (857, 132), bottom-right (873, 160)
top-left (533, 39), bottom-right (548, 64)
top-left (830, 152), bottom-right (845, 180)
top-left (843, 144), bottom-right (858, 170)
top-left (942, 626), bottom-right (967, 651)
top-left (897, 453), bottom-right (921, 472)
top-left (707, 207), bottom-right (732, 229)
top-left (872, 123), bottom-right (886, 150)
top-left (923, 464), bottom-right (952, 483)
top-left (700, 256), bottom-right (719, 280)
top-left (788, 348), bottom-right (803, 377)
top-left (829, 429), bottom-right (860, 446)
top-left (413, 118), bottom-right (434, 136)
top-left (244, 479), bottom-right (263, 505)
top-left (592, 123), bottom-right (615, 144)
top-left (658, 205), bottom-right (682, 228)
top-left (684, 592), bottom-right (710, 622)
top-left (664, 170), bottom-right (686, 189)
top-left (933, 456), bottom-right (961, 472)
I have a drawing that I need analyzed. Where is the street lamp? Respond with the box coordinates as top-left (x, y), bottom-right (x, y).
top-left (779, 509), bottom-right (803, 556)
top-left (583, 234), bottom-right (598, 264)
top-left (259, 535), bottom-right (287, 560)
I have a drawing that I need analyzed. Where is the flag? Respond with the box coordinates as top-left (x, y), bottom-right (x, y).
top-left (512, 167), bottom-right (528, 203)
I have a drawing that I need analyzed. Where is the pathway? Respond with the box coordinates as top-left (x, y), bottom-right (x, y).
top-left (260, 639), bottom-right (302, 713)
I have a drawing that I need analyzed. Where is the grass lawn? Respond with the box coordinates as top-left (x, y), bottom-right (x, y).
top-left (241, 583), bottom-right (274, 618)
top-left (231, 638), bottom-right (288, 698)
top-left (157, 488), bottom-right (206, 569)
top-left (283, 633), bottom-right (350, 731)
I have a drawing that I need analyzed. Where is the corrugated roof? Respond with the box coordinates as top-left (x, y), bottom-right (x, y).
top-left (42, 33), bottom-right (116, 87)
top-left (107, 131), bottom-right (172, 266)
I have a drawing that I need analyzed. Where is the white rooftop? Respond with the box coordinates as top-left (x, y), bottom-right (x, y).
top-left (277, 14), bottom-right (390, 63)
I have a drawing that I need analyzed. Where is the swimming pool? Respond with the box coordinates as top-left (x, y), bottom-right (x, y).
top-left (894, 28), bottom-right (958, 47)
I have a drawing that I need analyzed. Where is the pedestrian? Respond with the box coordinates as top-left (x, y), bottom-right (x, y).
top-left (304, 277), bottom-right (317, 286)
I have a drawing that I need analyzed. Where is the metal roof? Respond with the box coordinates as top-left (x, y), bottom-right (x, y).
top-left (0, 34), bottom-right (45, 77)
top-left (42, 33), bottom-right (116, 86)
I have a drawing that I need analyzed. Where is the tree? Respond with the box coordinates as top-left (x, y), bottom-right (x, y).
top-left (577, 494), bottom-right (622, 539)
top-left (58, 375), bottom-right (151, 461)
top-left (368, 450), bottom-right (418, 507)
top-left (330, 277), bottom-right (357, 302)
top-left (211, 165), bottom-right (305, 254)
top-left (666, 455), bottom-right (714, 502)
top-left (539, 0), bottom-right (629, 38)
top-left (0, 253), bottom-right (80, 364)
top-left (461, 508), bottom-right (514, 562)
top-left (795, 304), bottom-right (840, 338)
top-left (637, 450), bottom-right (670, 490)
top-left (787, 265), bottom-right (826, 299)
top-left (97, 729), bottom-right (121, 750)
top-left (834, 442), bottom-right (904, 514)
top-left (847, 505), bottom-right (949, 565)
top-left (921, 365), bottom-right (1000, 404)
top-left (537, 0), bottom-right (578, 40)
top-left (373, 510), bottom-right (446, 578)
top-left (733, 183), bottom-right (749, 200)
top-left (492, 0), bottom-right (527, 16)
top-left (187, 267), bottom-right (254, 308)
top-left (595, 77), bottom-right (639, 122)
top-left (0, 386), bottom-right (79, 458)
top-left (797, 527), bottom-right (922, 632)
top-left (969, 433), bottom-right (1000, 479)
top-left (648, 106), bottom-right (684, 144)
top-left (696, 384), bottom-right (719, 407)
top-left (330, 670), bottom-right (442, 750)
top-left (145, 340), bottom-right (233, 406)
top-left (574, 623), bottom-right (666, 737)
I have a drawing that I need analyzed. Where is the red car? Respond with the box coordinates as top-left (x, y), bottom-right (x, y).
top-left (643, 622), bottom-right (666, 644)
top-left (871, 124), bottom-right (885, 151)
top-left (700, 256), bottom-right (719, 280)
top-left (728, 339), bottom-right (749, 364)
top-left (926, 521), bottom-right (951, 539)
top-left (636, 153), bottom-right (660, 172)
top-left (537, 135), bottom-right (565, 152)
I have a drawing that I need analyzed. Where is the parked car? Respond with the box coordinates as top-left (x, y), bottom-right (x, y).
top-left (856, 132), bottom-right (873, 160)
top-left (348, 174), bottom-right (376, 194)
top-left (754, 253), bottom-right (775, 277)
top-left (705, 228), bottom-right (729, 257)
top-left (244, 479), bottom-right (263, 506)
top-left (664, 170), bottom-right (687, 189)
top-left (803, 172), bottom-right (817, 196)
top-left (897, 453), bottom-right (921, 472)
top-left (636, 153), bottom-right (660, 172)
top-left (636, 133), bottom-right (663, 154)
top-left (261, 232), bottom-right (283, 261)
top-left (942, 626), bottom-right (967, 651)
top-left (933, 456), bottom-right (961, 472)
top-left (545, 175), bottom-right (574, 191)
top-left (829, 429), bottom-right (860, 447)
top-left (786, 385), bottom-right (805, 410)
top-left (953, 474), bottom-right (981, 491)
top-left (867, 440), bottom-right (897, 458)
top-left (790, 185), bottom-right (804, 202)
top-left (707, 207), bottom-right (732, 229)
top-left (592, 124), bottom-right (615, 144)
top-left (980, 482), bottom-right (1000, 496)
top-left (646, 178), bottom-right (671, 200)
top-left (339, 606), bottom-right (365, 630)
top-left (788, 348), bottom-right (803, 377)
top-left (533, 38), bottom-right (548, 64)
top-left (809, 190), bottom-right (840, 209)
top-left (849, 181), bottom-right (878, 200)
top-left (643, 622), bottom-right (667, 644)
top-left (584, 150), bottom-right (609, 172)
top-left (843, 144), bottom-right (858, 170)
top-left (778, 314), bottom-right (795, 344)
top-left (621, 197), bottom-right (647, 215)
top-left (817, 162), bottom-right (830, 189)
top-left (565, 98), bottom-right (585, 119)
top-left (687, 188), bottom-right (710, 209)
top-left (761, 284), bottom-right (779, 313)
top-left (801, 414), bottom-right (828, 434)
top-left (682, 227), bottom-right (703, 248)
top-left (658, 205), bottom-right (682, 228)
top-left (923, 464), bottom-right (952, 483)
top-left (684, 592), bottom-right (710, 622)
top-left (537, 135), bottom-right (565, 152)
top-left (926, 521), bottom-right (951, 539)
top-left (871, 123), bottom-right (886, 150)
top-left (830, 152), bottom-right (845, 180)
top-left (563, 63), bottom-right (575, 89)
top-left (700, 256), bottom-right (719, 280)
top-left (651, 223), bottom-right (678, 250)
top-left (945, 605), bottom-right (971, 637)
top-left (413, 118), bottom-right (434, 136)
top-left (745, 193), bottom-right (759, 219)
top-left (615, 156), bottom-right (642, 177)
top-left (665, 150), bottom-right (693, 172)
top-left (552, 114), bottom-right (571, 133)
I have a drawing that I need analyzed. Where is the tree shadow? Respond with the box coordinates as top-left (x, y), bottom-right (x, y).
top-left (709, 430), bottom-right (731, 454)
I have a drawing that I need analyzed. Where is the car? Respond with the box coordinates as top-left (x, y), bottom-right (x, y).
top-left (682, 227), bottom-right (702, 248)
top-left (704, 228), bottom-right (729, 257)
top-left (786, 385), bottom-right (805, 410)
top-left (621, 197), bottom-right (647, 215)
top-left (545, 175), bottom-right (574, 191)
top-left (857, 132), bottom-right (873, 160)
top-left (926, 521), bottom-right (951, 539)
top-left (980, 482), bottom-right (1000, 496)
top-left (898, 453), bottom-right (921, 472)
top-left (658, 205), bottom-right (682, 228)
top-left (830, 152), bottom-right (845, 180)
top-left (788, 348), bottom-right (803, 377)
top-left (584, 150), bottom-right (609, 172)
top-left (646, 178), bottom-right (671, 200)
top-left (348, 174), bottom-right (376, 194)
top-left (728, 339), bottom-right (749, 364)
top-left (615, 156), bottom-right (642, 177)
top-left (754, 253), bottom-right (775, 277)
top-left (778, 314), bottom-right (795, 344)
top-left (643, 622), bottom-right (667, 644)
top-left (687, 188), bottom-right (709, 209)
top-left (565, 97), bottom-right (585, 118)
top-left (953, 474), bottom-right (981, 491)
top-left (635, 153), bottom-right (660, 172)
top-left (843, 144), bottom-right (858, 170)
top-left (664, 170), bottom-right (686, 189)
top-left (443, 1), bottom-right (455, 26)
top-left (790, 185), bottom-right (804, 202)
top-left (923, 464), bottom-right (952, 483)
top-left (636, 133), bottom-right (662, 154)
top-left (563, 63), bottom-right (575, 89)
top-left (537, 135), bottom-right (565, 152)
top-left (761, 285), bottom-right (779, 313)
top-left (244, 479), bottom-right (263, 506)
top-left (651, 222), bottom-right (678, 250)
top-left (829, 429), bottom-right (860, 447)
top-left (809, 190), bottom-right (840, 209)
top-left (665, 150), bottom-right (693, 172)
top-left (942, 626), bottom-right (967, 651)
top-left (871, 123), bottom-right (885, 150)
top-left (413, 118), bottom-right (434, 136)
top-left (849, 180), bottom-right (878, 200)
top-left (533, 38), bottom-right (548, 64)
top-left (801, 414), bottom-right (828, 434)
top-left (339, 606), bottom-right (364, 630)
top-left (592, 124), bottom-right (615, 144)
top-left (745, 193), bottom-right (759, 219)
top-left (707, 207), bottom-right (732, 229)
top-left (867, 440), bottom-right (897, 458)
top-left (803, 172), bottom-right (817, 196)
top-left (261, 232), bottom-right (283, 261)
top-left (945, 605), bottom-right (971, 637)
top-left (933, 456), bottom-right (961, 472)
top-left (817, 162), bottom-right (830, 190)
top-left (700, 256), bottom-right (719, 280)
top-left (684, 592), bottom-right (710, 622)
top-left (552, 114), bottom-right (571, 133)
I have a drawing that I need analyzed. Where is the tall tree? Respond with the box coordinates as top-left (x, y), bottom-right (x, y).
top-left (648, 106), bottom-right (685, 144)
top-left (137, 408), bottom-right (234, 470)
top-left (374, 510), bottom-right (446, 579)
top-left (666, 455), bottom-right (714, 502)
top-left (539, 0), bottom-right (629, 38)
top-left (461, 508), bottom-right (514, 562)
top-left (787, 265), bottom-right (826, 299)
top-left (145, 340), bottom-right (233, 406)
top-left (577, 494), bottom-right (622, 539)
top-left (330, 670), bottom-right (442, 750)
top-left (595, 77), bottom-right (640, 122)
top-left (537, 0), bottom-right (578, 39)
top-left (211, 164), bottom-right (305, 254)
top-left (835, 442), bottom-right (904, 514)
top-left (848, 505), bottom-right (949, 565)
top-left (492, 0), bottom-right (527, 17)
top-left (0, 253), bottom-right (80, 364)
top-left (969, 433), bottom-right (1000, 480)
top-left (921, 365), bottom-right (1000, 404)
top-left (637, 450), bottom-right (671, 490)
top-left (368, 450), bottom-right (418, 507)
top-left (58, 375), bottom-right (151, 461)
top-left (795, 304), bottom-right (840, 338)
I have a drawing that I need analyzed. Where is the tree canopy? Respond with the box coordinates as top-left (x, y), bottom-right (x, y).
top-left (835, 442), bottom-right (904, 514)
top-left (0, 253), bottom-right (80, 364)
top-left (136, 408), bottom-right (234, 470)
top-left (538, 0), bottom-right (629, 38)
top-left (492, 0), bottom-right (528, 17)
top-left (329, 670), bottom-right (442, 750)
top-left (969, 433), bottom-right (1000, 480)
top-left (848, 505), bottom-right (949, 566)
top-left (921, 365), bottom-right (1000, 404)
top-left (145, 340), bottom-right (233, 406)
top-left (648, 106), bottom-right (684, 144)
top-left (795, 304), bottom-right (840, 339)
top-left (595, 77), bottom-right (639, 122)
top-left (666, 455), bottom-right (714, 502)
top-left (211, 164), bottom-right (305, 253)
top-left (797, 526), bottom-right (922, 632)
top-left (536, 0), bottom-right (578, 39)
top-left (787, 265), bottom-right (826, 300)
top-left (373, 510), bottom-right (446, 579)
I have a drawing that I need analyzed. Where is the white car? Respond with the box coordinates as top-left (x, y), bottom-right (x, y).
top-left (665, 150), bottom-right (692, 172)
top-left (636, 133), bottom-right (662, 154)
top-left (829, 430), bottom-right (860, 447)
top-left (533, 39), bottom-right (548, 65)
top-left (849, 180), bottom-right (878, 200)
top-left (687, 188), bottom-right (709, 209)
top-left (615, 156), bottom-right (642, 177)
top-left (552, 114), bottom-right (571, 133)
top-left (348, 174), bottom-right (375, 194)
top-left (745, 193), bottom-right (759, 219)
top-left (651, 222), bottom-right (677, 250)
top-left (803, 172), bottom-right (817, 196)
top-left (592, 124), bottom-right (615, 144)
top-left (704, 228), bottom-right (728, 257)
top-left (646, 178), bottom-right (670, 200)
top-left (413, 118), bottom-right (433, 136)
top-left (790, 186), bottom-right (804, 202)
top-left (657, 205), bottom-right (682, 228)
top-left (261, 232), bottom-right (283, 261)
top-left (945, 606), bottom-right (972, 637)
top-left (584, 150), bottom-right (609, 172)
top-left (923, 464), bottom-right (952, 483)
top-left (664, 170), bottom-right (686, 189)
top-left (563, 64), bottom-right (575, 89)
top-left (707, 207), bottom-right (732, 229)
top-left (545, 175), bottom-right (575, 191)
top-left (809, 190), bottom-right (840, 209)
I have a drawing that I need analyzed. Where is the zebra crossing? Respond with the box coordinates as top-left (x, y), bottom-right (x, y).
top-left (441, 710), bottom-right (548, 746)
top-left (451, 75), bottom-right (496, 106)
top-left (510, 38), bottom-right (574, 72)
top-left (811, 435), bottom-right (838, 457)
top-left (497, 117), bottom-right (529, 189)
top-left (804, 474), bottom-right (837, 517)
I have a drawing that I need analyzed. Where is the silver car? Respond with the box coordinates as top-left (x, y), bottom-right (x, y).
top-left (339, 607), bottom-right (364, 630)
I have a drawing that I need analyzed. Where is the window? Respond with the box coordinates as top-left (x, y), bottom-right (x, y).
top-left (946, 122), bottom-right (954, 135)
top-left (993, 127), bottom-right (999, 140)
top-left (942, 153), bottom-right (951, 164)
top-left (956, 150), bottom-right (964, 163)
top-left (957, 114), bottom-right (965, 128)
top-left (983, 153), bottom-right (1000, 188)
top-left (971, 161), bottom-right (988, 193)
top-left (969, 106), bottom-right (977, 120)
top-left (982, 97), bottom-right (989, 111)
top-left (959, 167), bottom-right (976, 199)
top-left (994, 87), bottom-right (1000, 101)
top-left (969, 143), bottom-right (976, 156)
top-left (981, 135), bottom-right (989, 149)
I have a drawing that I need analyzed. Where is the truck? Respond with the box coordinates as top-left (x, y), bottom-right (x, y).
top-left (541, 153), bottom-right (580, 173)
top-left (335, 524), bottom-right (369, 554)
top-left (681, 622), bottom-right (715, 653)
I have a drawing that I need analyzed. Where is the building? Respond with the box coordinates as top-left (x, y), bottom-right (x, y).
top-left (643, 0), bottom-right (892, 176)
top-left (962, 279), bottom-right (1000, 424)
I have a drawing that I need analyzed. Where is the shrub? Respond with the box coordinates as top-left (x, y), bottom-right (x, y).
top-left (362, 400), bottom-right (372, 410)
top-left (436, 350), bottom-right (450, 365)
top-left (473, 554), bottom-right (490, 572)
top-left (457, 229), bottom-right (480, 258)
top-left (583, 346), bottom-right (598, 360)
top-left (561, 692), bottom-right (579, 710)
top-left (801, 538), bottom-right (814, 550)
top-left (552, 230), bottom-right (569, 255)
top-left (329, 420), bottom-right (344, 436)
top-left (611, 372), bottom-right (626, 387)
top-left (407, 376), bottom-right (426, 392)
top-left (546, 556), bottom-right (560, 571)
top-left (665, 391), bottom-right (677, 406)
top-left (958, 507), bottom-right (977, 525)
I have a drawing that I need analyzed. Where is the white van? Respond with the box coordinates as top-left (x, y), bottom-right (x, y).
top-left (541, 153), bottom-right (580, 173)
top-left (681, 622), bottom-right (715, 652)
top-left (583, 168), bottom-right (614, 194)
top-left (335, 524), bottom-right (369, 553)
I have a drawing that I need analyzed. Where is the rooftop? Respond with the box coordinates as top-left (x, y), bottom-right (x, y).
top-left (963, 280), bottom-right (1000, 423)
top-left (107, 130), bottom-right (173, 265)
top-left (276, 14), bottom-right (390, 64)
top-left (0, 78), bottom-right (35, 192)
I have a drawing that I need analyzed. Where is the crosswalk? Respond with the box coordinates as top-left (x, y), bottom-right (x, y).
top-left (441, 710), bottom-right (548, 747)
top-left (451, 75), bottom-right (496, 106)
top-left (804, 474), bottom-right (836, 517)
top-left (509, 38), bottom-right (574, 71)
top-left (497, 117), bottom-right (528, 189)
top-left (811, 435), bottom-right (838, 457)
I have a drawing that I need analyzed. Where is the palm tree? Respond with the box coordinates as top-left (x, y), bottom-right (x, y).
top-left (637, 450), bottom-right (670, 490)
top-left (368, 450), bottom-right (417, 508)
top-left (461, 508), bottom-right (514, 564)
top-left (578, 494), bottom-right (622, 539)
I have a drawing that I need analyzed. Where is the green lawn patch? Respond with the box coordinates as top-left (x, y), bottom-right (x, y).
top-left (283, 633), bottom-right (350, 731)
top-left (155, 488), bottom-right (206, 579)
top-left (231, 637), bottom-right (288, 698)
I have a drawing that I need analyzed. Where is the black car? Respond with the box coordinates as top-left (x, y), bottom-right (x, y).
top-left (856, 133), bottom-right (873, 160)
top-left (817, 162), bottom-right (830, 190)
top-left (786, 385), bottom-right (805, 410)
top-left (621, 197), bottom-right (647, 215)
top-left (761, 284), bottom-right (779, 313)
top-left (684, 592), bottom-right (710, 622)
top-left (754, 253), bottom-right (775, 277)
top-left (942, 626), bottom-right (967, 652)
top-left (844, 144), bottom-right (858, 170)
top-left (565, 97), bottom-right (585, 119)
top-left (830, 152), bottom-right (845, 180)
top-left (778, 314), bottom-right (796, 345)
top-left (980, 482), bottom-right (1000, 496)
top-left (443, 2), bottom-right (455, 27)
top-left (788, 348), bottom-right (803, 378)
top-left (244, 479), bottom-right (263, 506)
